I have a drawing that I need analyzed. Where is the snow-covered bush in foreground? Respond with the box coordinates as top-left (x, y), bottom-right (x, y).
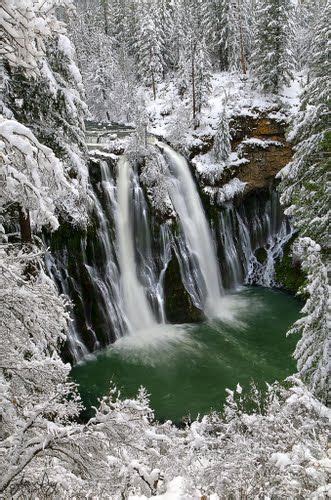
top-left (2, 0), bottom-right (90, 228)
top-left (1, 245), bottom-right (329, 499)
top-left (0, 117), bottom-right (69, 231)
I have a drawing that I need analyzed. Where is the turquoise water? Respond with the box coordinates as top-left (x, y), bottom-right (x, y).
top-left (71, 287), bottom-right (301, 423)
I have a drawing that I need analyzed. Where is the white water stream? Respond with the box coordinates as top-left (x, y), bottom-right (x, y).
top-left (47, 138), bottom-right (293, 361)
top-left (116, 156), bottom-right (157, 332)
top-left (158, 142), bottom-right (224, 317)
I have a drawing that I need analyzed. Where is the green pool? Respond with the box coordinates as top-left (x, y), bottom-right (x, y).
top-left (71, 287), bottom-right (301, 423)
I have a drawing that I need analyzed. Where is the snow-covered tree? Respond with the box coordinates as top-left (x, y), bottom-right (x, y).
top-left (277, 1), bottom-right (329, 401)
top-left (0, 118), bottom-right (69, 239)
top-left (176, 0), bottom-right (212, 126)
top-left (135, 1), bottom-right (165, 99)
top-left (3, 0), bottom-right (89, 229)
top-left (185, 379), bottom-right (330, 497)
top-left (251, 0), bottom-right (294, 93)
top-left (292, 0), bottom-right (322, 71)
top-left (216, 0), bottom-right (253, 73)
top-left (287, 238), bottom-right (329, 402)
top-left (278, 0), bottom-right (329, 246)
top-left (213, 107), bottom-right (231, 164)
top-left (154, 0), bottom-right (176, 75)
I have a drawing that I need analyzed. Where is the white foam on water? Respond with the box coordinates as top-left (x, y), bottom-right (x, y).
top-left (110, 323), bottom-right (200, 366)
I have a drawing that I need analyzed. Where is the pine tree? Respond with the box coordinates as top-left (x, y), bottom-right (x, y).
top-left (155, 0), bottom-right (176, 75)
top-left (277, 1), bottom-right (330, 400)
top-left (251, 0), bottom-right (294, 93)
top-left (217, 0), bottom-right (252, 73)
top-left (200, 0), bottom-right (218, 67)
top-left (135, 1), bottom-right (165, 99)
top-left (177, 0), bottom-right (212, 126)
top-left (194, 39), bottom-right (212, 119)
top-left (213, 107), bottom-right (231, 163)
top-left (278, 0), bottom-right (329, 246)
top-left (287, 238), bottom-right (329, 401)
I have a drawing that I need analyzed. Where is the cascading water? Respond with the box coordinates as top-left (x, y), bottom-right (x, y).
top-left (48, 158), bottom-right (174, 361)
top-left (158, 142), bottom-right (224, 317)
top-left (46, 140), bottom-right (294, 360)
top-left (216, 191), bottom-right (293, 290)
top-left (116, 156), bottom-right (158, 332)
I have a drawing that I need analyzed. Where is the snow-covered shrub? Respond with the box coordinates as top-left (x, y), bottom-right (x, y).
top-left (0, 118), bottom-right (68, 231)
top-left (183, 379), bottom-right (330, 498)
top-left (140, 149), bottom-right (175, 219)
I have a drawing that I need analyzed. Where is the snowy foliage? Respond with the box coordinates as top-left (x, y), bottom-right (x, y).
top-left (0, 118), bottom-right (68, 231)
top-left (2, 0), bottom-right (90, 228)
top-left (278, 0), bottom-right (329, 248)
top-left (192, 153), bottom-right (228, 186)
top-left (287, 238), bottom-right (329, 402)
top-left (140, 149), bottom-right (175, 219)
top-left (251, 0), bottom-right (294, 93)
top-left (277, 2), bottom-right (329, 402)
top-left (203, 179), bottom-right (247, 206)
top-left (217, 0), bottom-right (253, 73)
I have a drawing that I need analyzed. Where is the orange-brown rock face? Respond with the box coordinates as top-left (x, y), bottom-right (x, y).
top-left (189, 112), bottom-right (293, 195)
top-left (229, 114), bottom-right (292, 194)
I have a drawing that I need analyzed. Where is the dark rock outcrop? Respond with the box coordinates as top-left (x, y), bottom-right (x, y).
top-left (274, 236), bottom-right (306, 295)
top-left (164, 252), bottom-right (205, 324)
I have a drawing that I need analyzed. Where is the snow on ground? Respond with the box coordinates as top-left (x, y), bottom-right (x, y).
top-left (128, 476), bottom-right (215, 500)
top-left (90, 72), bottom-right (302, 206)
top-left (240, 137), bottom-right (283, 149)
top-left (203, 178), bottom-right (247, 205)
top-left (192, 150), bottom-right (249, 187)
top-left (146, 72), bottom-right (302, 144)
top-left (142, 72), bottom-right (302, 202)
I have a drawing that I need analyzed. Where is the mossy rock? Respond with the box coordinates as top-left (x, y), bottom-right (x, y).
top-left (275, 236), bottom-right (306, 295)
top-left (164, 252), bottom-right (205, 323)
top-left (255, 247), bottom-right (268, 264)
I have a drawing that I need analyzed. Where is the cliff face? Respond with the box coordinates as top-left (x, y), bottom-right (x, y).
top-left (229, 114), bottom-right (292, 194)
top-left (188, 112), bottom-right (292, 196)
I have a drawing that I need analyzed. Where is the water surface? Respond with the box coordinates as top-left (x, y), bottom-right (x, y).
top-left (71, 287), bottom-right (300, 422)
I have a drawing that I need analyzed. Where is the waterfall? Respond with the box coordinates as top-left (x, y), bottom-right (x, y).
top-left (218, 206), bottom-right (242, 289)
top-left (245, 219), bottom-right (294, 287)
top-left (44, 249), bottom-right (90, 361)
top-left (46, 144), bottom-right (293, 360)
top-left (158, 142), bottom-right (224, 317)
top-left (215, 191), bottom-right (293, 290)
top-left (116, 156), bottom-right (158, 332)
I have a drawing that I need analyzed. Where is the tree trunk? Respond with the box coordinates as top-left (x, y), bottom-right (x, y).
top-left (152, 72), bottom-right (156, 100)
top-left (102, 88), bottom-right (111, 121)
top-left (101, 0), bottom-right (109, 35)
top-left (191, 51), bottom-right (196, 127)
top-left (238, 2), bottom-right (247, 75)
top-left (19, 207), bottom-right (32, 244)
